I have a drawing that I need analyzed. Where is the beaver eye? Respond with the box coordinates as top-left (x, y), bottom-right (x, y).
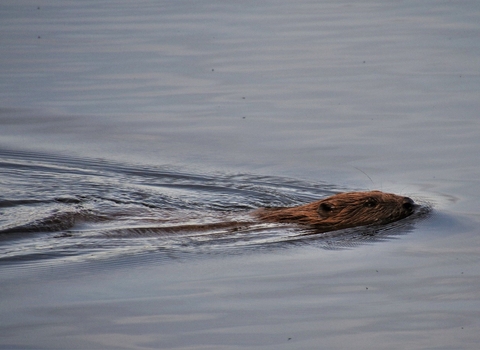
top-left (365, 198), bottom-right (378, 208)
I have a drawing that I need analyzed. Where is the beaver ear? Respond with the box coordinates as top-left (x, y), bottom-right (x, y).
top-left (317, 202), bottom-right (334, 218)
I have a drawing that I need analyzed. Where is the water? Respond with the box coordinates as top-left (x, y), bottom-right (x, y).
top-left (0, 148), bottom-right (431, 268)
top-left (1, 0), bottom-right (480, 349)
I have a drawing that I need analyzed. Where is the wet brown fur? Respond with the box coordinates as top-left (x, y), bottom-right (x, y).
top-left (254, 190), bottom-right (415, 232)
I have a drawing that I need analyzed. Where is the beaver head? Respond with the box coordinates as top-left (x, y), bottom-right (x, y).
top-left (255, 190), bottom-right (416, 232)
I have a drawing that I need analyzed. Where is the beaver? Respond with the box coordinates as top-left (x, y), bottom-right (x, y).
top-left (254, 190), bottom-right (416, 232)
top-left (124, 190), bottom-right (416, 235)
top-left (26, 191), bottom-right (413, 236)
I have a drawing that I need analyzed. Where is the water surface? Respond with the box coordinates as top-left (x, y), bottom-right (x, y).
top-left (1, 0), bottom-right (480, 349)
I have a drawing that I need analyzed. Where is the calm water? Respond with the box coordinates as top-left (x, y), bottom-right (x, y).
top-left (1, 0), bottom-right (480, 349)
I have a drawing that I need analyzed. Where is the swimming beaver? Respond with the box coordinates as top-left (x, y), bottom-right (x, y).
top-left (255, 190), bottom-right (416, 232)
top-left (73, 190), bottom-right (416, 236)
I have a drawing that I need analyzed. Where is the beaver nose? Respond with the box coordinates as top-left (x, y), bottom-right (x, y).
top-left (402, 197), bottom-right (415, 212)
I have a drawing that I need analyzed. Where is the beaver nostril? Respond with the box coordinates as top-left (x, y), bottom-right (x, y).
top-left (402, 197), bottom-right (415, 212)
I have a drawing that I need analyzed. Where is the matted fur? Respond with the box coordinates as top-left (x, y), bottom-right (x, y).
top-left (254, 190), bottom-right (415, 232)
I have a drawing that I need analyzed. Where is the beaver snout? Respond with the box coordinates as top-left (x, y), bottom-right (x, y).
top-left (402, 197), bottom-right (416, 213)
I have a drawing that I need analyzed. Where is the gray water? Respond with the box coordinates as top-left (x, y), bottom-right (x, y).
top-left (1, 0), bottom-right (480, 349)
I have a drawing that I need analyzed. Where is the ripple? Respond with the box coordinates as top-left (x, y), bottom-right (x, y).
top-left (0, 149), bottom-right (430, 269)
